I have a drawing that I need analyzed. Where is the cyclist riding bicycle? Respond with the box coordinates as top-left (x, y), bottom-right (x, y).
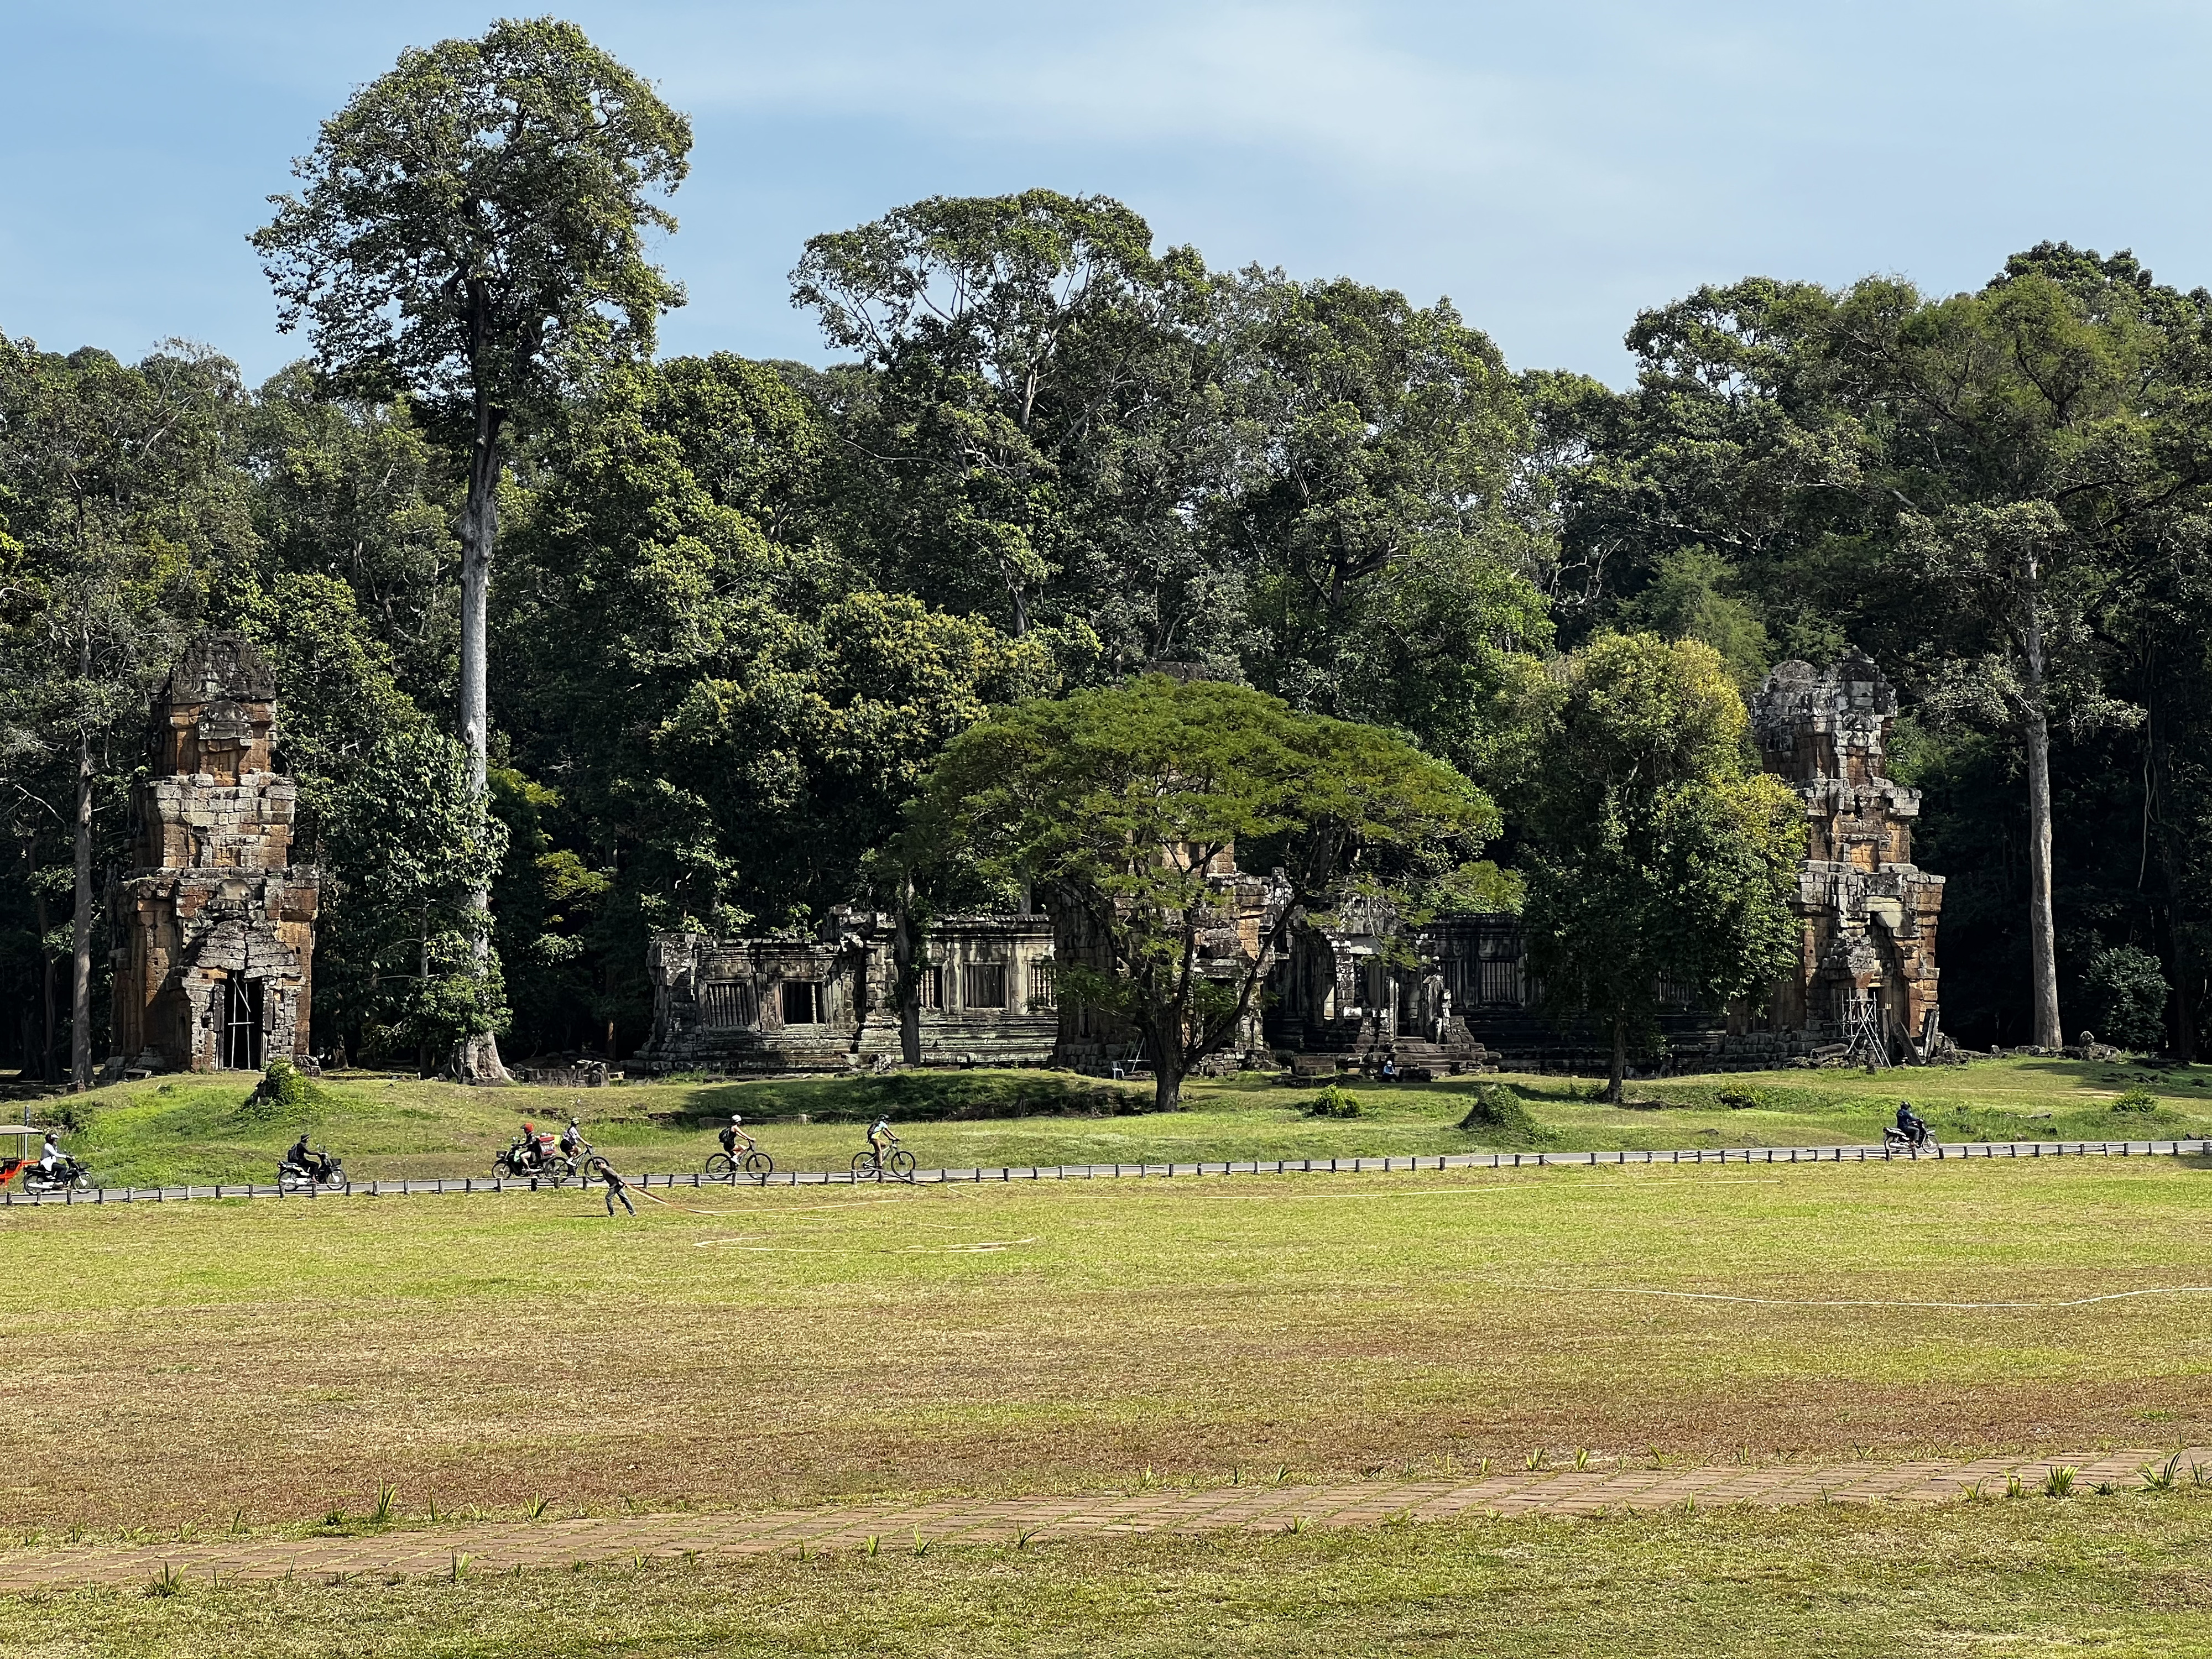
top-left (559, 1118), bottom-right (587, 1160)
top-left (865, 1114), bottom-right (899, 1167)
top-left (718, 1113), bottom-right (756, 1159)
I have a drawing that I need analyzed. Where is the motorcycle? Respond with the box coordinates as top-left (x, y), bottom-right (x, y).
top-left (21, 1155), bottom-right (92, 1195)
top-left (493, 1136), bottom-right (578, 1182)
top-left (277, 1152), bottom-right (347, 1192)
top-left (1882, 1124), bottom-right (1938, 1154)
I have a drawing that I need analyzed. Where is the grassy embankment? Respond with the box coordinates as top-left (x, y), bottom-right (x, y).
top-left (10, 1055), bottom-right (2210, 1188)
top-left (19, 1496), bottom-right (2212, 1657)
top-left (3, 1155), bottom-right (2209, 1538)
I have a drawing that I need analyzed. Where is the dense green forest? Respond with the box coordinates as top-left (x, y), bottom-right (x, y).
top-left (2, 27), bottom-right (2205, 1080)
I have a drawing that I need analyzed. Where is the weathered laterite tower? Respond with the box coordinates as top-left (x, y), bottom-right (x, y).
top-left (112, 634), bottom-right (319, 1073)
top-left (1751, 649), bottom-right (1945, 1058)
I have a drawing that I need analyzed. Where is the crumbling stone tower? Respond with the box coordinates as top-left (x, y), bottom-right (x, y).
top-left (111, 634), bottom-right (319, 1073)
top-left (1751, 650), bottom-right (1945, 1057)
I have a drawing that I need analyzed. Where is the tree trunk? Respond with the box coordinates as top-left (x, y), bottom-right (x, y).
top-left (1152, 1048), bottom-right (1183, 1113)
top-left (2020, 617), bottom-right (2063, 1048)
top-left (455, 388), bottom-right (510, 1084)
top-left (1605, 1013), bottom-right (1626, 1104)
top-left (893, 894), bottom-right (921, 1068)
top-left (36, 888), bottom-right (57, 1084)
top-left (70, 728), bottom-right (94, 1091)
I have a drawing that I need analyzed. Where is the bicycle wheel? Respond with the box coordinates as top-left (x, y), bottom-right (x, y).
top-left (888, 1149), bottom-right (916, 1180)
top-left (851, 1151), bottom-right (879, 1180)
top-left (584, 1156), bottom-right (611, 1181)
top-left (705, 1152), bottom-right (737, 1181)
top-left (743, 1150), bottom-right (775, 1178)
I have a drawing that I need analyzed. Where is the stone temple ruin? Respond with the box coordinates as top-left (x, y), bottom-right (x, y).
top-left (110, 635), bottom-right (319, 1074)
top-left (1744, 649), bottom-right (1946, 1063)
top-left (637, 649), bottom-right (1947, 1077)
top-left (638, 911), bottom-right (1060, 1073)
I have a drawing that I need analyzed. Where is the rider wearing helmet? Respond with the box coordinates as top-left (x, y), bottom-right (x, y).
top-left (718, 1113), bottom-right (755, 1159)
top-left (559, 1118), bottom-right (586, 1160)
top-left (517, 1121), bottom-right (540, 1171)
top-left (1895, 1100), bottom-right (1928, 1144)
top-left (866, 1114), bottom-right (898, 1167)
top-left (38, 1131), bottom-right (60, 1175)
top-left (285, 1131), bottom-right (327, 1181)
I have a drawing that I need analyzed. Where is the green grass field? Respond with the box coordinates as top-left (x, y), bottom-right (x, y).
top-left (11, 1059), bottom-right (2210, 1655)
top-left (4, 1154), bottom-right (2209, 1539)
top-left (19, 1495), bottom-right (2212, 1657)
top-left (11, 1055), bottom-right (2209, 1188)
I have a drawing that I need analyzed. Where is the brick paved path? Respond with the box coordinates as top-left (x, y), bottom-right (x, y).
top-left (3, 1447), bottom-right (2195, 1592)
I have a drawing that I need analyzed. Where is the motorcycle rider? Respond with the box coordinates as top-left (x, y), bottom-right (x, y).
top-left (284, 1131), bottom-right (328, 1182)
top-left (514, 1121), bottom-right (543, 1171)
top-left (38, 1131), bottom-right (62, 1176)
top-left (1895, 1100), bottom-right (1930, 1147)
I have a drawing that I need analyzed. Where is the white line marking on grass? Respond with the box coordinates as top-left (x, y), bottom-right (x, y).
top-left (1582, 1286), bottom-right (2212, 1310)
top-left (888, 1238), bottom-right (1039, 1254)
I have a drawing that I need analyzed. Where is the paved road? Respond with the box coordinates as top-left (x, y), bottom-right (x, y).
top-left (5, 1136), bottom-right (2208, 1208)
top-left (1, 1447), bottom-right (2193, 1591)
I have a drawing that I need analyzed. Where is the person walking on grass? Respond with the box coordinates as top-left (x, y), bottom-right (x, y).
top-left (598, 1160), bottom-right (635, 1217)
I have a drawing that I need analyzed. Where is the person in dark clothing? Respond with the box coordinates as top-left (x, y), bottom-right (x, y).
top-left (599, 1161), bottom-right (635, 1217)
top-left (285, 1133), bottom-right (328, 1181)
top-left (1895, 1100), bottom-right (1929, 1145)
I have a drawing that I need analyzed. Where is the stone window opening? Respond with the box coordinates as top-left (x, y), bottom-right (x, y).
top-left (1026, 962), bottom-right (1057, 1011)
top-left (780, 980), bottom-right (823, 1025)
top-left (698, 980), bottom-right (757, 1030)
top-left (961, 962), bottom-right (1008, 1010)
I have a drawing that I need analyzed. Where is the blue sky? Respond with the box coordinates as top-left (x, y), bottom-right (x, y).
top-left (3, 1), bottom-right (2207, 386)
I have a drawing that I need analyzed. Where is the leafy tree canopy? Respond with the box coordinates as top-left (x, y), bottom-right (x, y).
top-left (1519, 633), bottom-right (1804, 1100)
top-left (896, 676), bottom-right (1500, 1107)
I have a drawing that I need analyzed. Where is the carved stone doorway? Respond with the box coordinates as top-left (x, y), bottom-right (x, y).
top-left (219, 977), bottom-right (265, 1071)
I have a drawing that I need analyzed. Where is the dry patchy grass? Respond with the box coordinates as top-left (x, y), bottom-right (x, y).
top-left (2, 1156), bottom-right (2209, 1538)
top-left (12, 1490), bottom-right (2212, 1657)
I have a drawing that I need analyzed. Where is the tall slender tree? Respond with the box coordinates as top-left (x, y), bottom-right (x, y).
top-left (252, 17), bottom-right (690, 1078)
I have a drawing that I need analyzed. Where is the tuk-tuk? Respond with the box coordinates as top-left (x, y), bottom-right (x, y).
top-left (0, 1125), bottom-right (41, 1187)
top-left (0, 1125), bottom-right (89, 1193)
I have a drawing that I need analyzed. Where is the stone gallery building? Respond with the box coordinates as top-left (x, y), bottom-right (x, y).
top-left (639, 649), bottom-right (1948, 1076)
top-left (110, 635), bottom-right (320, 1074)
top-left (635, 910), bottom-right (1060, 1073)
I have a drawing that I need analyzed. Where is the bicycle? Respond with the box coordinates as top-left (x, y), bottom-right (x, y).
top-left (851, 1145), bottom-right (916, 1182)
top-left (706, 1147), bottom-right (775, 1181)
